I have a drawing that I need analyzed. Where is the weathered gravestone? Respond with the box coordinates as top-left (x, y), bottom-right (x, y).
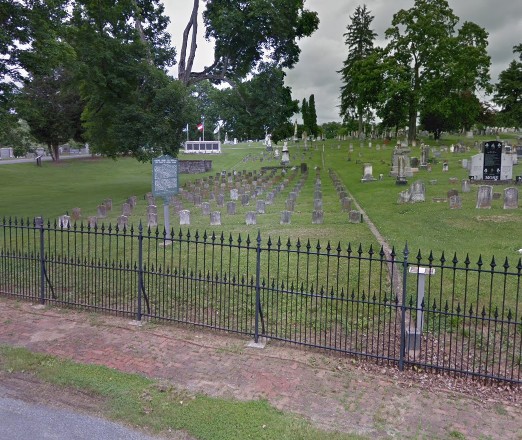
top-left (245, 211), bottom-right (257, 225)
top-left (312, 210), bottom-right (324, 224)
top-left (122, 203), bottom-right (132, 216)
top-left (361, 163), bottom-right (376, 182)
top-left (227, 201), bottom-right (236, 215)
top-left (127, 196), bottom-right (137, 208)
top-left (71, 208), bottom-right (81, 221)
top-left (117, 215), bottom-right (128, 229)
top-left (349, 210), bottom-right (363, 223)
top-left (447, 189), bottom-right (459, 199)
top-left (87, 216), bottom-right (97, 228)
top-left (280, 210), bottom-right (292, 225)
top-left (461, 179), bottom-right (471, 193)
top-left (201, 202), bottom-right (211, 216)
top-left (409, 181), bottom-right (426, 203)
top-left (504, 187), bottom-right (518, 209)
top-left (147, 213), bottom-right (158, 228)
top-left (476, 185), bottom-right (493, 209)
top-left (230, 188), bottom-right (239, 200)
top-left (97, 204), bottom-right (107, 219)
top-left (256, 200), bottom-right (266, 214)
top-left (341, 197), bottom-right (352, 212)
top-left (449, 195), bottom-right (462, 209)
top-left (179, 210), bottom-right (190, 225)
top-left (210, 211), bottom-right (222, 226)
top-left (58, 215), bottom-right (70, 228)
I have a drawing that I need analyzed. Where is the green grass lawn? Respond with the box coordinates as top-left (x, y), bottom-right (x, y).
top-left (0, 346), bottom-right (364, 440)
top-left (2, 134), bottom-right (521, 261)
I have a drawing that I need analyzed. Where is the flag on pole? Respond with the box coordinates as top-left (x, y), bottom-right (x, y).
top-left (197, 122), bottom-right (204, 132)
top-left (182, 123), bottom-right (188, 133)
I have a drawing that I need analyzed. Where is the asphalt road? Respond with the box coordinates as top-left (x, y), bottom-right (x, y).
top-left (0, 395), bottom-right (161, 440)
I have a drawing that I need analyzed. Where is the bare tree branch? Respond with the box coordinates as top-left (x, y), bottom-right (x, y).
top-left (179, 0), bottom-right (199, 84)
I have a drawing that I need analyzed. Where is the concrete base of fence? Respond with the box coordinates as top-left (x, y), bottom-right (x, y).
top-left (405, 328), bottom-right (421, 351)
top-left (128, 320), bottom-right (144, 327)
top-left (32, 304), bottom-right (46, 310)
top-left (247, 337), bottom-right (268, 349)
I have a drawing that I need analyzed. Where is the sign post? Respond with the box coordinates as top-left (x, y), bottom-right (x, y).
top-left (152, 155), bottom-right (179, 238)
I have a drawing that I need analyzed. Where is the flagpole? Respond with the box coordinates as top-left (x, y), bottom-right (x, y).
top-left (186, 123), bottom-right (189, 142)
top-left (202, 115), bottom-right (205, 141)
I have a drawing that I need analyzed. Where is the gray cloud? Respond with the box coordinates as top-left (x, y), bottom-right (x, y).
top-left (166, 1), bottom-right (521, 124)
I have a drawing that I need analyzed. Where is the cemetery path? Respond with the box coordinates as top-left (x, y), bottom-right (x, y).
top-left (344, 189), bottom-right (405, 301)
top-left (0, 297), bottom-right (520, 439)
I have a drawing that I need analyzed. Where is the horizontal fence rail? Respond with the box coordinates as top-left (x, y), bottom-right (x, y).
top-left (0, 216), bottom-right (520, 384)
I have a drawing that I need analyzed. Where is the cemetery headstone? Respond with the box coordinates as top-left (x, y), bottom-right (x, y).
top-left (117, 215), bottom-right (128, 229)
top-left (201, 202), bottom-right (211, 216)
top-left (349, 210), bottom-right (363, 223)
top-left (58, 215), bottom-right (70, 228)
top-left (361, 163), bottom-right (376, 182)
top-left (256, 200), bottom-right (266, 214)
top-left (71, 208), bottom-right (81, 221)
top-left (122, 203), bottom-right (132, 216)
top-left (147, 213), bottom-right (158, 228)
top-left (245, 211), bottom-right (257, 225)
top-left (476, 185), bottom-right (493, 209)
top-left (461, 179), bottom-right (471, 193)
top-left (449, 195), bottom-right (462, 209)
top-left (210, 211), bottom-right (222, 226)
top-left (504, 187), bottom-right (519, 209)
top-left (226, 201), bottom-right (236, 215)
top-left (312, 210), bottom-right (324, 224)
top-left (280, 210), bottom-right (292, 225)
top-left (97, 204), bottom-right (107, 219)
top-left (179, 210), bottom-right (191, 225)
top-left (87, 216), bottom-right (97, 228)
top-left (409, 181), bottom-right (426, 202)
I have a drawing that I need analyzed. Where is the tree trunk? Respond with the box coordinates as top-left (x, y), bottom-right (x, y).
top-left (178, 0), bottom-right (199, 85)
top-left (49, 142), bottom-right (60, 161)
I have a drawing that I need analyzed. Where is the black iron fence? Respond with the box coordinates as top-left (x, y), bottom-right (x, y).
top-left (1, 216), bottom-right (520, 384)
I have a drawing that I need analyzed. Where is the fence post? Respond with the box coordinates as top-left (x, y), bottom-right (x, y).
top-left (35, 217), bottom-right (45, 305)
top-left (399, 242), bottom-right (409, 371)
top-left (254, 230), bottom-right (262, 343)
top-left (137, 222), bottom-right (143, 321)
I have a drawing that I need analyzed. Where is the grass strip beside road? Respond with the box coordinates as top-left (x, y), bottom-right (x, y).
top-left (0, 345), bottom-right (364, 440)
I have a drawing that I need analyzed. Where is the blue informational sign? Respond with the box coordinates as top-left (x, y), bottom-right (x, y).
top-left (152, 155), bottom-right (179, 198)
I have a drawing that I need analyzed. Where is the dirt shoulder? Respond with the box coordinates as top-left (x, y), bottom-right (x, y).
top-left (0, 297), bottom-right (520, 439)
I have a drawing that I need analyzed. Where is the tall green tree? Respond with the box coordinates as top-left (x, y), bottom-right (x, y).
top-left (308, 94), bottom-right (318, 136)
top-left (212, 67), bottom-right (298, 142)
top-left (69, 0), bottom-right (189, 160)
top-left (178, 0), bottom-right (319, 86)
top-left (301, 97), bottom-right (309, 134)
top-left (494, 44), bottom-right (522, 129)
top-left (16, 67), bottom-right (83, 160)
top-left (339, 5), bottom-right (377, 136)
top-left (0, 0), bottom-right (70, 145)
top-left (383, 0), bottom-right (490, 143)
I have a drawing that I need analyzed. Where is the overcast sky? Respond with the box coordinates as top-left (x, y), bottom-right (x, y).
top-left (165, 1), bottom-right (522, 124)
